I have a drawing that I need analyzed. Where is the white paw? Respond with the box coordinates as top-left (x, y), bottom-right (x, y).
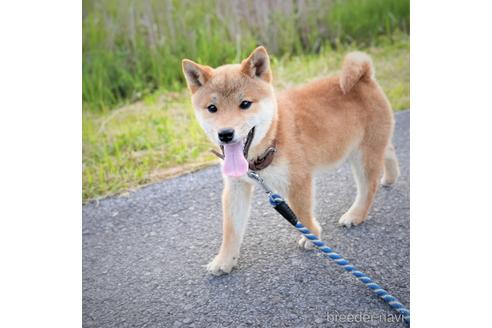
top-left (338, 211), bottom-right (365, 227)
top-left (380, 177), bottom-right (395, 187)
top-left (206, 255), bottom-right (237, 275)
top-left (298, 235), bottom-right (316, 250)
top-left (298, 220), bottom-right (322, 250)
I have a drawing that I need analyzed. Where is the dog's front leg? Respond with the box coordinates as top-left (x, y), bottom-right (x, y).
top-left (207, 177), bottom-right (253, 275)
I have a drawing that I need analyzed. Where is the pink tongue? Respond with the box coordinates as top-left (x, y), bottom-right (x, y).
top-left (222, 142), bottom-right (248, 177)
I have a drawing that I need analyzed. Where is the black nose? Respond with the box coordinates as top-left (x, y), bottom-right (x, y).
top-left (218, 128), bottom-right (235, 143)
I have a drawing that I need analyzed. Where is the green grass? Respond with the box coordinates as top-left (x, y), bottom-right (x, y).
top-left (83, 0), bottom-right (410, 111)
top-left (328, 0), bottom-right (410, 45)
top-left (83, 37), bottom-right (409, 201)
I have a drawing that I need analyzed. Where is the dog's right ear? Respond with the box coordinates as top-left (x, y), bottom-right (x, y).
top-left (182, 59), bottom-right (213, 93)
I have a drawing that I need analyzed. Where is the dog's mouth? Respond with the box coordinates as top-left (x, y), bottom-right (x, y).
top-left (220, 127), bottom-right (255, 177)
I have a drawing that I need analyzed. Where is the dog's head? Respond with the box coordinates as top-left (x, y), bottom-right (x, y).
top-left (182, 47), bottom-right (277, 177)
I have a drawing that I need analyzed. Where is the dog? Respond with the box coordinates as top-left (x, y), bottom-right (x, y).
top-left (182, 47), bottom-right (399, 275)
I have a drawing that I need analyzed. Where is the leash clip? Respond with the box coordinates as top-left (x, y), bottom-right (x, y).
top-left (247, 171), bottom-right (285, 206)
top-left (247, 171), bottom-right (273, 195)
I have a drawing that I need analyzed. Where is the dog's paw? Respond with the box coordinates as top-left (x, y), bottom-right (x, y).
top-left (338, 211), bottom-right (365, 227)
top-left (206, 255), bottom-right (237, 276)
top-left (298, 236), bottom-right (316, 250)
top-left (380, 177), bottom-right (396, 187)
top-left (298, 220), bottom-right (322, 250)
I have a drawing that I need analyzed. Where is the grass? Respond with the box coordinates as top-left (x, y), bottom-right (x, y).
top-left (83, 0), bottom-right (409, 111)
top-left (83, 36), bottom-right (409, 201)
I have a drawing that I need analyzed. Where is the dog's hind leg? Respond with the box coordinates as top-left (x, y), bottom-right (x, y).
top-left (207, 178), bottom-right (253, 275)
top-left (381, 144), bottom-right (400, 186)
top-left (338, 144), bottom-right (385, 227)
top-left (288, 173), bottom-right (322, 249)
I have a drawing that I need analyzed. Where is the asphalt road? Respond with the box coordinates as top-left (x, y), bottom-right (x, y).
top-left (83, 111), bottom-right (410, 328)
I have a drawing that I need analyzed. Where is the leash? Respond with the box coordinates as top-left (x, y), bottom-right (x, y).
top-left (247, 171), bottom-right (410, 325)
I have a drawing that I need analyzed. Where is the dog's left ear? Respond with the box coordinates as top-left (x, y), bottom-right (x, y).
top-left (241, 46), bottom-right (272, 83)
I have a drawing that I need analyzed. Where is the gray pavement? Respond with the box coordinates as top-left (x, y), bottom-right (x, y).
top-left (83, 111), bottom-right (410, 328)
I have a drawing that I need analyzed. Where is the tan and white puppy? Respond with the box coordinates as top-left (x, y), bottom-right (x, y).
top-left (182, 47), bottom-right (399, 275)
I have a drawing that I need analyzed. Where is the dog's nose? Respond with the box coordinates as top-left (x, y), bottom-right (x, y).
top-left (218, 128), bottom-right (235, 143)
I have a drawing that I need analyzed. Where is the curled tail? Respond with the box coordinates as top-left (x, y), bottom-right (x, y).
top-left (339, 52), bottom-right (374, 94)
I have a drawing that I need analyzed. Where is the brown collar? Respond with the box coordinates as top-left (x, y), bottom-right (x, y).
top-left (210, 140), bottom-right (277, 171)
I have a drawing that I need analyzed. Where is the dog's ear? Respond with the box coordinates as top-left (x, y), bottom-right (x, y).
top-left (241, 46), bottom-right (272, 83)
top-left (182, 59), bottom-right (213, 93)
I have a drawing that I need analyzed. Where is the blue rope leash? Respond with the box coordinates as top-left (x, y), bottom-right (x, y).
top-left (248, 172), bottom-right (410, 325)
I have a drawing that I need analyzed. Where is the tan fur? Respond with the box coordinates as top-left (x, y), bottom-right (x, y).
top-left (182, 47), bottom-right (399, 275)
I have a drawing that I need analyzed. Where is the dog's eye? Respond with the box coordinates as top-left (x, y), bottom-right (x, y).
top-left (207, 104), bottom-right (217, 113)
top-left (239, 100), bottom-right (252, 110)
